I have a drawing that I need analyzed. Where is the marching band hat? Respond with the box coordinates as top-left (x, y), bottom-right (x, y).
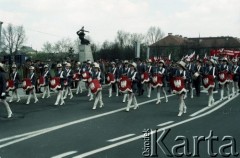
top-left (87, 60), bottom-right (92, 64)
top-left (222, 57), bottom-right (228, 62)
top-left (12, 64), bottom-right (17, 68)
top-left (147, 59), bottom-right (152, 63)
top-left (57, 63), bottom-right (62, 68)
top-left (0, 63), bottom-right (6, 72)
top-left (76, 61), bottom-right (81, 65)
top-left (209, 59), bottom-right (215, 65)
top-left (111, 62), bottom-right (116, 65)
top-left (159, 60), bottom-right (165, 65)
top-left (124, 60), bottom-right (129, 64)
top-left (232, 58), bottom-right (238, 63)
top-left (185, 58), bottom-right (191, 62)
top-left (66, 63), bottom-right (71, 67)
top-left (93, 62), bottom-right (100, 68)
top-left (177, 61), bottom-right (186, 70)
top-left (63, 61), bottom-right (67, 65)
top-left (44, 64), bottom-right (49, 68)
top-left (29, 66), bottom-right (35, 70)
top-left (129, 62), bottom-right (137, 68)
top-left (0, 63), bottom-right (4, 69)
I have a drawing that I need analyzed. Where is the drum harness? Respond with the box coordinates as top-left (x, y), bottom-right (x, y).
top-left (233, 65), bottom-right (239, 74)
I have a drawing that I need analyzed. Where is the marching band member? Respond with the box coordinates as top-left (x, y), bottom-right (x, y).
top-left (107, 62), bottom-right (119, 97)
top-left (137, 59), bottom-right (145, 96)
top-left (144, 59), bottom-right (153, 98)
top-left (26, 66), bottom-right (39, 104)
top-left (82, 60), bottom-right (93, 101)
top-left (9, 64), bottom-right (21, 103)
top-left (75, 62), bottom-right (83, 94)
top-left (172, 61), bottom-right (187, 116)
top-left (120, 60), bottom-right (130, 103)
top-left (231, 58), bottom-right (239, 95)
top-left (193, 59), bottom-right (203, 97)
top-left (54, 64), bottom-right (66, 105)
top-left (218, 58), bottom-right (230, 100)
top-left (126, 62), bottom-right (139, 112)
top-left (91, 62), bottom-right (104, 110)
top-left (0, 63), bottom-right (13, 118)
top-left (63, 63), bottom-right (73, 99)
top-left (41, 64), bottom-right (51, 99)
top-left (154, 60), bottom-right (168, 104)
top-left (202, 59), bottom-right (216, 106)
top-left (185, 58), bottom-right (194, 99)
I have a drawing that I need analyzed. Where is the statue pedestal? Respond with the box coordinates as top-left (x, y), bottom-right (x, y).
top-left (79, 45), bottom-right (93, 62)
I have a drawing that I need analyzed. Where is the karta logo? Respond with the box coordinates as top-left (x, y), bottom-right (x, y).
top-left (82, 73), bottom-right (86, 78)
top-left (121, 80), bottom-right (127, 88)
top-left (141, 74), bottom-right (144, 79)
top-left (107, 76), bottom-right (110, 81)
top-left (174, 80), bottom-right (181, 88)
top-left (142, 129), bottom-right (239, 157)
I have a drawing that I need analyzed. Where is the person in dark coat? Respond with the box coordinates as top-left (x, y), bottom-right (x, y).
top-left (0, 63), bottom-right (13, 118)
top-left (193, 60), bottom-right (203, 97)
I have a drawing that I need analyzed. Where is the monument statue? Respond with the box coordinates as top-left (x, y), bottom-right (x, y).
top-left (76, 26), bottom-right (90, 45)
top-left (76, 26), bottom-right (93, 62)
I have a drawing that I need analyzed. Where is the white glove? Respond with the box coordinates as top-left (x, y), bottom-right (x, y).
top-left (131, 77), bottom-right (135, 81)
top-left (183, 76), bottom-right (186, 80)
top-left (1, 92), bottom-right (6, 97)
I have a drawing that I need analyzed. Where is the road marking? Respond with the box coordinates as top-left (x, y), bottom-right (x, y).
top-left (0, 94), bottom-right (175, 149)
top-left (190, 96), bottom-right (228, 117)
top-left (73, 94), bottom-right (239, 158)
top-left (157, 121), bottom-right (174, 127)
top-left (51, 151), bottom-right (78, 158)
top-left (107, 134), bottom-right (135, 142)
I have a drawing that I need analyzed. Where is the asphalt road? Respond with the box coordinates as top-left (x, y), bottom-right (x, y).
top-left (0, 86), bottom-right (240, 158)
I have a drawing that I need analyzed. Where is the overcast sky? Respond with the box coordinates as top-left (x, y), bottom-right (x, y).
top-left (0, 0), bottom-right (239, 51)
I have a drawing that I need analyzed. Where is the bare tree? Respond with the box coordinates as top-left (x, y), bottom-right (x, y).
top-left (42, 41), bottom-right (53, 53)
top-left (53, 38), bottom-right (73, 53)
top-left (130, 33), bottom-right (145, 46)
top-left (115, 30), bottom-right (131, 47)
top-left (2, 24), bottom-right (26, 55)
top-left (146, 26), bottom-right (165, 45)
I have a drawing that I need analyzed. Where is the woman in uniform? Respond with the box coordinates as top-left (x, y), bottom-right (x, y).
top-left (54, 63), bottom-right (66, 105)
top-left (26, 66), bottom-right (39, 104)
top-left (155, 60), bottom-right (168, 104)
top-left (91, 62), bottom-right (104, 110)
top-left (126, 62), bottom-right (139, 112)
top-left (107, 62), bottom-right (119, 97)
top-left (41, 64), bottom-right (51, 99)
top-left (202, 59), bottom-right (216, 106)
top-left (9, 64), bottom-right (21, 103)
top-left (172, 61), bottom-right (187, 116)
